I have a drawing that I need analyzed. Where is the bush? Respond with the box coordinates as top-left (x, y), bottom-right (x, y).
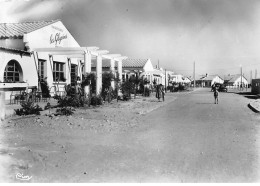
top-left (40, 79), bottom-right (51, 98)
top-left (56, 96), bottom-right (84, 108)
top-left (121, 81), bottom-right (135, 97)
top-left (91, 95), bottom-right (103, 106)
top-left (14, 100), bottom-right (43, 116)
top-left (56, 107), bottom-right (74, 116)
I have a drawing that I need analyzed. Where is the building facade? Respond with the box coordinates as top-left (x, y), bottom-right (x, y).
top-left (251, 79), bottom-right (260, 94)
top-left (224, 75), bottom-right (249, 88)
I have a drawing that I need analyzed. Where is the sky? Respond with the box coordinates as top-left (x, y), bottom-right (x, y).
top-left (1, 0), bottom-right (260, 79)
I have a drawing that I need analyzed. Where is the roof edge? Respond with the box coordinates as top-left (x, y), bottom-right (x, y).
top-left (24, 19), bottom-right (61, 34)
top-left (0, 46), bottom-right (31, 55)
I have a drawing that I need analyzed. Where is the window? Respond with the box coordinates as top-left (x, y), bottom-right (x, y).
top-left (70, 64), bottom-right (78, 86)
top-left (53, 62), bottom-right (65, 82)
top-left (38, 59), bottom-right (46, 81)
top-left (4, 60), bottom-right (22, 82)
top-left (122, 74), bottom-right (126, 82)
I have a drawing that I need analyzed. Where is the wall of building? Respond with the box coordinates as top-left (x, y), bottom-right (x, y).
top-left (0, 50), bottom-right (38, 99)
top-left (251, 79), bottom-right (260, 94)
top-left (233, 76), bottom-right (248, 87)
top-left (25, 21), bottom-right (81, 95)
top-left (143, 59), bottom-right (154, 72)
top-left (212, 76), bottom-right (224, 85)
top-left (24, 21), bottom-right (80, 49)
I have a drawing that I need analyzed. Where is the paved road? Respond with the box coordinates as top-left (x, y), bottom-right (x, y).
top-left (107, 88), bottom-right (260, 182)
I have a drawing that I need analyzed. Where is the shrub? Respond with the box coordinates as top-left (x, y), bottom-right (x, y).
top-left (44, 102), bottom-right (51, 110)
top-left (56, 107), bottom-right (74, 116)
top-left (121, 81), bottom-right (135, 97)
top-left (91, 95), bottom-right (103, 106)
top-left (40, 79), bottom-right (51, 98)
top-left (53, 94), bottom-right (61, 100)
top-left (56, 96), bottom-right (84, 108)
top-left (14, 100), bottom-right (43, 116)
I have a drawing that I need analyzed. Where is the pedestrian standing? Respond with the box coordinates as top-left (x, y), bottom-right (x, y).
top-left (156, 84), bottom-right (161, 101)
top-left (213, 87), bottom-right (219, 104)
top-left (160, 84), bottom-right (165, 102)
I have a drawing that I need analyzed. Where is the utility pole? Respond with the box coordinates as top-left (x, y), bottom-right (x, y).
top-left (250, 70), bottom-right (252, 85)
top-left (165, 69), bottom-right (167, 92)
top-left (255, 69), bottom-right (258, 79)
top-left (158, 60), bottom-right (160, 69)
top-left (240, 65), bottom-right (243, 91)
top-left (193, 61), bottom-right (196, 88)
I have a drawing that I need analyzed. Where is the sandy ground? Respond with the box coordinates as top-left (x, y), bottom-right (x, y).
top-left (0, 120), bottom-right (13, 182)
top-left (0, 92), bottom-right (178, 182)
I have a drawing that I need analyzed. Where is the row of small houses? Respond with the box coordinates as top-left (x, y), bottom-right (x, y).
top-left (170, 73), bottom-right (260, 95)
top-left (197, 74), bottom-right (249, 88)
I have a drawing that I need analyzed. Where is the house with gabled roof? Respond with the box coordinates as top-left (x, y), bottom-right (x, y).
top-left (91, 58), bottom-right (156, 82)
top-left (224, 74), bottom-right (248, 88)
top-left (198, 75), bottom-right (224, 87)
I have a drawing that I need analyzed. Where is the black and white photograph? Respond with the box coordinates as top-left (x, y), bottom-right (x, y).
top-left (0, 0), bottom-right (260, 183)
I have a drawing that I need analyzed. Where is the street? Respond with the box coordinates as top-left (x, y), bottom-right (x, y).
top-left (67, 88), bottom-right (260, 182)
top-left (2, 88), bottom-right (260, 182)
top-left (122, 88), bottom-right (260, 182)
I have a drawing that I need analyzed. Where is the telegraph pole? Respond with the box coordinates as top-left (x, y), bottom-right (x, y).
top-left (193, 61), bottom-right (196, 88)
top-left (250, 70), bottom-right (252, 85)
top-left (240, 65), bottom-right (243, 90)
top-left (255, 69), bottom-right (258, 79)
top-left (165, 69), bottom-right (167, 92)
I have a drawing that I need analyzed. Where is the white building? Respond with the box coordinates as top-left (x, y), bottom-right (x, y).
top-left (0, 20), bottom-right (126, 100)
top-left (225, 75), bottom-right (248, 88)
top-left (170, 74), bottom-right (185, 84)
top-left (200, 75), bottom-right (224, 87)
top-left (183, 77), bottom-right (192, 84)
top-left (1, 20), bottom-right (81, 99)
top-left (141, 67), bottom-right (166, 86)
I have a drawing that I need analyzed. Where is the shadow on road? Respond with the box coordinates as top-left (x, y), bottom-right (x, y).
top-left (236, 92), bottom-right (259, 100)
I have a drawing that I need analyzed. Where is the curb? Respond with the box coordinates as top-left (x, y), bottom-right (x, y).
top-left (248, 103), bottom-right (260, 113)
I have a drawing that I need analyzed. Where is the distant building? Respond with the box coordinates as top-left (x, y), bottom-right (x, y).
top-left (199, 75), bottom-right (224, 87)
top-left (91, 58), bottom-right (166, 85)
top-left (251, 79), bottom-right (260, 94)
top-left (183, 76), bottom-right (192, 84)
top-left (169, 74), bottom-right (185, 84)
top-left (224, 74), bottom-right (248, 88)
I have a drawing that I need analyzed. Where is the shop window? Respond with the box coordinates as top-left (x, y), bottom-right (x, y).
top-left (38, 59), bottom-right (47, 81)
top-left (53, 62), bottom-right (65, 82)
top-left (3, 60), bottom-right (23, 83)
